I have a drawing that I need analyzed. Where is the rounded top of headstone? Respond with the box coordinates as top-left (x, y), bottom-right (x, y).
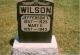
top-left (17, 0), bottom-right (54, 3)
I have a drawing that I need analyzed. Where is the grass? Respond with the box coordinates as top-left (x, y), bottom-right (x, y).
top-left (0, 0), bottom-right (79, 55)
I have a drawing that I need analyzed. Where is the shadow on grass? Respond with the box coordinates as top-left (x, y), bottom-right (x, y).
top-left (10, 38), bottom-right (15, 46)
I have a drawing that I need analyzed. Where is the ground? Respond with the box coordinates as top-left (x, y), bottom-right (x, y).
top-left (0, 0), bottom-right (79, 55)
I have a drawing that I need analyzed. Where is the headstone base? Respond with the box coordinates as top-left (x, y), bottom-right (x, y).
top-left (12, 35), bottom-right (59, 55)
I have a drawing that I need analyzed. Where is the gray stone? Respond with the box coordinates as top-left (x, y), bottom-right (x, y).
top-left (12, 35), bottom-right (59, 55)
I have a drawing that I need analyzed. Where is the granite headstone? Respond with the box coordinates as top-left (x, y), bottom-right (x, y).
top-left (17, 0), bottom-right (54, 43)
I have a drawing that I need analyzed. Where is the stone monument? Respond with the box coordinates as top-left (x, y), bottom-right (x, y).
top-left (12, 0), bottom-right (59, 55)
top-left (17, 0), bottom-right (53, 43)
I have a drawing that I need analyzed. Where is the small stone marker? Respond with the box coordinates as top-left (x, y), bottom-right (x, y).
top-left (17, 0), bottom-right (53, 42)
top-left (12, 0), bottom-right (59, 55)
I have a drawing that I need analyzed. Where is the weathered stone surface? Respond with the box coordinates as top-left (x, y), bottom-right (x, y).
top-left (12, 35), bottom-right (59, 55)
top-left (13, 48), bottom-right (58, 55)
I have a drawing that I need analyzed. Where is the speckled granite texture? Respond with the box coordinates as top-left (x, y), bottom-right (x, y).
top-left (12, 48), bottom-right (58, 55)
top-left (12, 35), bottom-right (59, 55)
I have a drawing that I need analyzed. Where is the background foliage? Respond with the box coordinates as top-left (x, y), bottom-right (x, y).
top-left (0, 0), bottom-right (79, 55)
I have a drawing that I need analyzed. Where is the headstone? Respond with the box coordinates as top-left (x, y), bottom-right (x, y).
top-left (17, 0), bottom-right (54, 43)
top-left (12, 0), bottom-right (59, 55)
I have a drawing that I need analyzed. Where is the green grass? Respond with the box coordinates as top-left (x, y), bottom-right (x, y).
top-left (0, 0), bottom-right (79, 55)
